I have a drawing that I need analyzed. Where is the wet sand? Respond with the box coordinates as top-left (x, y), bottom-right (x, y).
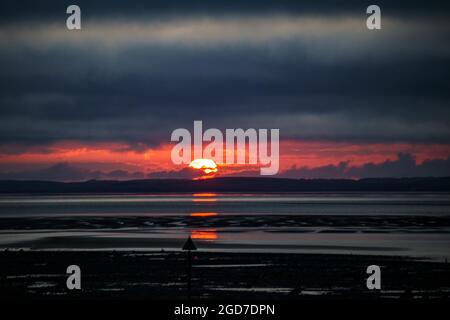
top-left (2, 214), bottom-right (450, 230)
top-left (1, 250), bottom-right (449, 300)
top-left (2, 214), bottom-right (450, 258)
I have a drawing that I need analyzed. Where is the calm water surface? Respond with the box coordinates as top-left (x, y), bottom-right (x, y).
top-left (0, 193), bottom-right (449, 259)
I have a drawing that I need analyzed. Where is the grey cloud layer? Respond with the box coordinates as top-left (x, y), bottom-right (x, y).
top-left (1, 0), bottom-right (449, 22)
top-left (0, 1), bottom-right (450, 150)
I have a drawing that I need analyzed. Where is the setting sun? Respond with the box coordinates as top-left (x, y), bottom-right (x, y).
top-left (189, 158), bottom-right (218, 174)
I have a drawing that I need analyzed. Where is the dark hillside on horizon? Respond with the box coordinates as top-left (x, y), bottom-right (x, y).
top-left (0, 177), bottom-right (449, 193)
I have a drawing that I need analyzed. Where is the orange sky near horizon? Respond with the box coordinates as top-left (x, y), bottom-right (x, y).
top-left (1, 140), bottom-right (450, 176)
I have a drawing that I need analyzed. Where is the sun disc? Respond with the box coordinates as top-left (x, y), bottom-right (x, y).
top-left (189, 158), bottom-right (218, 174)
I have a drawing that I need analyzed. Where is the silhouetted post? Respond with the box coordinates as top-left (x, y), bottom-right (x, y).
top-left (182, 236), bottom-right (197, 299)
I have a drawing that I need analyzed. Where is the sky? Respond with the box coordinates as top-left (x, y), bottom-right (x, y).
top-left (1, 0), bottom-right (450, 181)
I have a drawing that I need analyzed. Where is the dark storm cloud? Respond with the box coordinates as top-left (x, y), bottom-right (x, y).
top-left (1, 42), bottom-right (449, 147)
top-left (282, 153), bottom-right (450, 179)
top-left (1, 0), bottom-right (450, 23)
top-left (0, 162), bottom-right (145, 181)
top-left (0, 163), bottom-right (102, 181)
top-left (147, 167), bottom-right (202, 179)
top-left (0, 162), bottom-right (199, 181)
top-left (0, 1), bottom-right (450, 151)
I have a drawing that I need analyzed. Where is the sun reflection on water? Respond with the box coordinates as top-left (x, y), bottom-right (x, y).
top-left (190, 212), bottom-right (218, 217)
top-left (191, 229), bottom-right (218, 240)
top-left (192, 193), bottom-right (218, 202)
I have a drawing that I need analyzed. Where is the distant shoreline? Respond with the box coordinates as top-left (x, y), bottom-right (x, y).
top-left (0, 177), bottom-right (449, 193)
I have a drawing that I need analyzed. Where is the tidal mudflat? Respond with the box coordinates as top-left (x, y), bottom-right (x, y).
top-left (1, 250), bottom-right (449, 300)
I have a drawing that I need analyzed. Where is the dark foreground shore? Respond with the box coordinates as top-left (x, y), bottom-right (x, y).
top-left (1, 250), bottom-right (449, 300)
